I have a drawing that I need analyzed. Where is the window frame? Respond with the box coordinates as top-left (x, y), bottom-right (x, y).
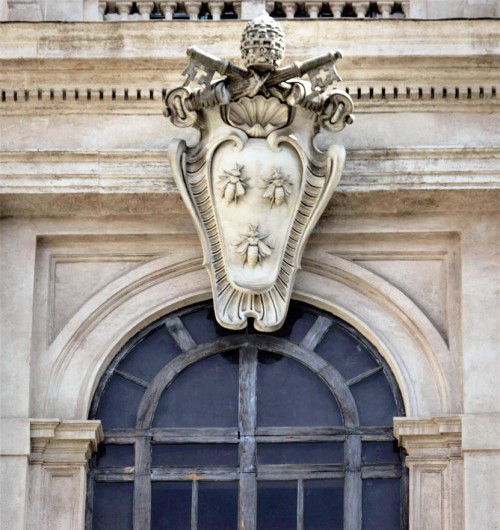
top-left (87, 302), bottom-right (408, 530)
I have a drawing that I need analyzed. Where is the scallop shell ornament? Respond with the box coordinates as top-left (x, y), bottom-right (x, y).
top-left (227, 95), bottom-right (289, 137)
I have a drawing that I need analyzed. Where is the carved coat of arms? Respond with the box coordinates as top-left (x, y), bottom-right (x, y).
top-left (165, 14), bottom-right (354, 331)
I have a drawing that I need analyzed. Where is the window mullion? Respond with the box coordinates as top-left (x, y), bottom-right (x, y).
top-left (133, 435), bottom-right (151, 530)
top-left (191, 480), bottom-right (198, 530)
top-left (238, 345), bottom-right (258, 530)
top-left (344, 434), bottom-right (362, 530)
top-left (297, 478), bottom-right (304, 530)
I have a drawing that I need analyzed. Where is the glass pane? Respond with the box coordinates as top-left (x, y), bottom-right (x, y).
top-left (362, 441), bottom-right (401, 465)
top-left (362, 479), bottom-right (401, 530)
top-left (151, 482), bottom-right (192, 530)
top-left (198, 482), bottom-right (238, 529)
top-left (271, 303), bottom-right (319, 344)
top-left (153, 444), bottom-right (239, 467)
top-left (153, 354), bottom-right (239, 428)
top-left (181, 308), bottom-right (220, 344)
top-left (258, 443), bottom-right (344, 465)
top-left (257, 481), bottom-right (297, 530)
top-left (96, 444), bottom-right (134, 467)
top-left (304, 479), bottom-right (343, 530)
top-left (182, 307), bottom-right (246, 342)
top-left (93, 482), bottom-right (133, 530)
top-left (315, 325), bottom-right (379, 380)
top-left (95, 375), bottom-right (145, 429)
top-left (118, 326), bottom-right (181, 383)
top-left (257, 355), bottom-right (342, 427)
top-left (350, 371), bottom-right (399, 426)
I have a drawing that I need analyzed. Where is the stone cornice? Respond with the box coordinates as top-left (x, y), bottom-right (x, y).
top-left (1, 148), bottom-right (497, 194)
top-left (0, 21), bottom-right (497, 114)
top-left (30, 419), bottom-right (103, 466)
top-left (394, 416), bottom-right (462, 460)
top-left (0, 20), bottom-right (497, 60)
top-left (0, 89), bottom-right (496, 115)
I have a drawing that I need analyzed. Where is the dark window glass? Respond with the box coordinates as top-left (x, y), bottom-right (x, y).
top-left (96, 444), bottom-right (134, 468)
top-left (153, 353), bottom-right (239, 428)
top-left (152, 444), bottom-right (239, 467)
top-left (271, 303), bottom-right (318, 344)
top-left (362, 479), bottom-right (401, 530)
top-left (118, 326), bottom-right (181, 383)
top-left (198, 481), bottom-right (238, 529)
top-left (151, 482), bottom-right (191, 530)
top-left (304, 479), bottom-right (344, 530)
top-left (316, 325), bottom-right (379, 381)
top-left (351, 371), bottom-right (399, 426)
top-left (257, 355), bottom-right (342, 427)
top-left (181, 308), bottom-right (219, 344)
top-left (258, 443), bottom-right (344, 465)
top-left (89, 302), bottom-right (406, 530)
top-left (362, 441), bottom-right (401, 465)
top-left (93, 482), bottom-right (133, 530)
top-left (257, 481), bottom-right (297, 530)
top-left (95, 375), bottom-right (145, 429)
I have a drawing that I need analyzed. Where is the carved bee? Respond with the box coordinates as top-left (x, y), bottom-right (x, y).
top-left (235, 224), bottom-right (273, 268)
top-left (262, 167), bottom-right (293, 207)
top-left (217, 164), bottom-right (248, 204)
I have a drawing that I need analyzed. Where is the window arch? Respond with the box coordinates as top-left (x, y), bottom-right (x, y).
top-left (87, 301), bottom-right (407, 530)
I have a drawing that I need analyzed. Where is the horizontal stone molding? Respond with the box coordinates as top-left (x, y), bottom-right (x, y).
top-left (0, 85), bottom-right (496, 115)
top-left (1, 21), bottom-right (496, 116)
top-left (395, 416), bottom-right (462, 460)
top-left (1, 148), bottom-right (498, 195)
top-left (0, 20), bottom-right (497, 60)
top-left (30, 419), bottom-right (103, 466)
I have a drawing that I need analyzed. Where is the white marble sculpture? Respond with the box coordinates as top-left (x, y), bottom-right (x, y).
top-left (165, 13), bottom-right (354, 331)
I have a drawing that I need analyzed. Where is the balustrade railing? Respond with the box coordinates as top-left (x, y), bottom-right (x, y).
top-left (98, 1), bottom-right (409, 20)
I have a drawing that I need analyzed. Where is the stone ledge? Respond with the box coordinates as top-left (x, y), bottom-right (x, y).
top-left (1, 92), bottom-right (496, 116)
top-left (1, 148), bottom-right (498, 195)
top-left (3, 189), bottom-right (499, 217)
top-left (30, 419), bottom-right (103, 465)
top-left (395, 416), bottom-right (462, 438)
top-left (0, 20), bottom-right (498, 60)
top-left (394, 416), bottom-right (462, 459)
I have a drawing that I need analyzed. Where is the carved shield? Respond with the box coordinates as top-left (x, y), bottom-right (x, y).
top-left (169, 97), bottom-right (345, 331)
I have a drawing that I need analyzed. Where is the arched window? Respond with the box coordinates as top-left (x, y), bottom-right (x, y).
top-left (87, 301), bottom-right (407, 529)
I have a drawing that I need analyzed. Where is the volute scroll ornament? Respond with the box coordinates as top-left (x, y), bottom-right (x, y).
top-left (165, 13), bottom-right (354, 331)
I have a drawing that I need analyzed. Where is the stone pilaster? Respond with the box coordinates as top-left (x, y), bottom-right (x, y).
top-left (28, 420), bottom-right (103, 530)
top-left (394, 416), bottom-right (463, 530)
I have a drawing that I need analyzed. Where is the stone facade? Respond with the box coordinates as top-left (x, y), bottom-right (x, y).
top-left (0, 3), bottom-right (499, 530)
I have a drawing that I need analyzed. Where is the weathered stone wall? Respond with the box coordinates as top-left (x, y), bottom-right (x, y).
top-left (0, 18), bottom-right (499, 530)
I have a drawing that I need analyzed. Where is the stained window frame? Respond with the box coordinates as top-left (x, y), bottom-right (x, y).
top-left (87, 301), bottom-right (408, 530)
